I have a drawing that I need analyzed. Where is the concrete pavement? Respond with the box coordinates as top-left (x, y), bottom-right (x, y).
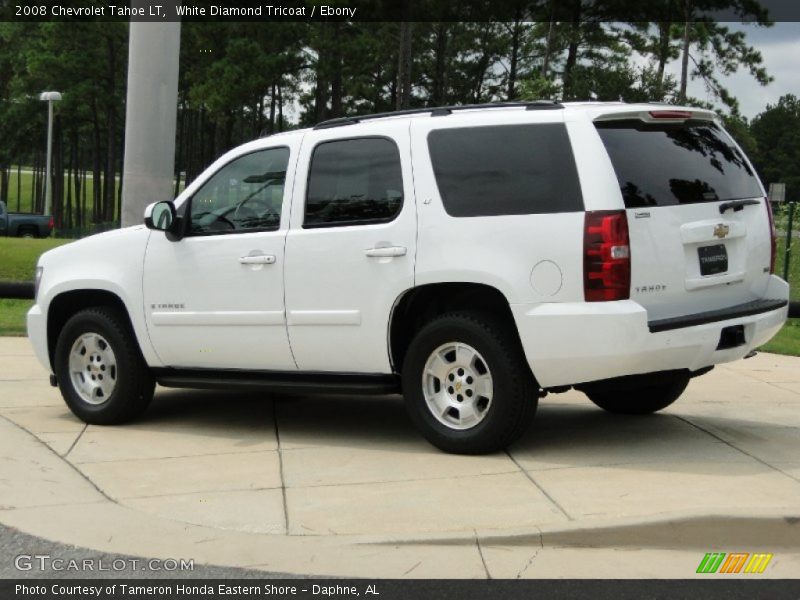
top-left (1, 336), bottom-right (799, 578)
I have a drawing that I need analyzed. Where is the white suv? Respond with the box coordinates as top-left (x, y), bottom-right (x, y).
top-left (27, 102), bottom-right (789, 454)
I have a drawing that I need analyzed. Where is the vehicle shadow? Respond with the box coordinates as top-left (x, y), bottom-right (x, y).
top-left (141, 388), bottom-right (800, 473)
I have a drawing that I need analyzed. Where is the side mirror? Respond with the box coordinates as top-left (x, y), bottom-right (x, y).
top-left (144, 201), bottom-right (176, 232)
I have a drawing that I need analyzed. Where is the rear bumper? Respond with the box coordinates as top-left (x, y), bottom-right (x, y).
top-left (512, 275), bottom-right (790, 388)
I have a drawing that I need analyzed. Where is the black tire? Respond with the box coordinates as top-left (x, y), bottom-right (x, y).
top-left (402, 311), bottom-right (537, 454)
top-left (54, 306), bottom-right (155, 424)
top-left (585, 375), bottom-right (689, 415)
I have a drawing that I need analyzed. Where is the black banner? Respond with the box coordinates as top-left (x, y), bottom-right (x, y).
top-left (4, 579), bottom-right (800, 600)
top-left (4, 0), bottom-right (800, 23)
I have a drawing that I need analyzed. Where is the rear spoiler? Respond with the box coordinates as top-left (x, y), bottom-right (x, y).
top-left (593, 108), bottom-right (717, 124)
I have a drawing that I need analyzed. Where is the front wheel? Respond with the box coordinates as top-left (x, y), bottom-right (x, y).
top-left (585, 375), bottom-right (690, 415)
top-left (402, 312), bottom-right (537, 454)
top-left (54, 307), bottom-right (155, 424)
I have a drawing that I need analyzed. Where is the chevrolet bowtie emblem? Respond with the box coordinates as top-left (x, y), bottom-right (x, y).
top-left (713, 224), bottom-right (730, 239)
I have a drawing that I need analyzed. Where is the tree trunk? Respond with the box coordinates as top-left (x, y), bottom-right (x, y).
top-left (269, 83), bottom-right (277, 133)
top-left (432, 23), bottom-right (448, 105)
top-left (53, 115), bottom-right (63, 228)
top-left (313, 26), bottom-right (329, 123)
top-left (104, 35), bottom-right (117, 223)
top-left (91, 102), bottom-right (102, 223)
top-left (541, 0), bottom-right (556, 78)
top-left (472, 25), bottom-right (494, 102)
top-left (396, 18), bottom-right (413, 110)
top-left (80, 167), bottom-right (87, 232)
top-left (562, 1), bottom-right (583, 100)
top-left (174, 101), bottom-right (185, 197)
top-left (0, 164), bottom-right (8, 204)
top-left (277, 84), bottom-right (284, 132)
top-left (223, 112), bottom-right (234, 152)
top-left (34, 151), bottom-right (42, 213)
top-left (186, 109), bottom-right (196, 184)
top-left (104, 109), bottom-right (116, 222)
top-left (16, 164), bottom-right (21, 212)
top-left (66, 134), bottom-right (73, 230)
top-left (330, 22), bottom-right (343, 118)
top-left (507, 12), bottom-right (522, 100)
top-left (655, 22), bottom-right (671, 98)
top-left (679, 1), bottom-right (692, 104)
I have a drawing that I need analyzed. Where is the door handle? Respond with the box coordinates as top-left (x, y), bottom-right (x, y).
top-left (364, 246), bottom-right (407, 258)
top-left (239, 254), bottom-right (276, 265)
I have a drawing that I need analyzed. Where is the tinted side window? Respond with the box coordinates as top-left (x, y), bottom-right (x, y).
top-left (595, 120), bottom-right (763, 208)
top-left (304, 138), bottom-right (403, 228)
top-left (190, 147), bottom-right (289, 235)
top-left (427, 123), bottom-right (583, 217)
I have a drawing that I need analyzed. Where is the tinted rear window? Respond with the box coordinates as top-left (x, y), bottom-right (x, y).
top-left (596, 120), bottom-right (762, 208)
top-left (305, 137), bottom-right (403, 228)
top-left (427, 123), bottom-right (583, 217)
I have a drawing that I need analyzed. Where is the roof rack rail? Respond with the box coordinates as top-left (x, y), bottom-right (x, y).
top-left (313, 100), bottom-right (563, 130)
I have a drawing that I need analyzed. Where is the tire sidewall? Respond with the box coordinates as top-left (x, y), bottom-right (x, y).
top-left (402, 314), bottom-right (532, 451)
top-left (588, 376), bottom-right (689, 415)
top-left (54, 309), bottom-right (148, 423)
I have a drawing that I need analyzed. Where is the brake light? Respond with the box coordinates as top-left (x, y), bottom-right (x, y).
top-left (48, 216), bottom-right (54, 229)
top-left (648, 110), bottom-right (693, 119)
top-left (765, 197), bottom-right (777, 274)
top-left (584, 210), bottom-right (631, 302)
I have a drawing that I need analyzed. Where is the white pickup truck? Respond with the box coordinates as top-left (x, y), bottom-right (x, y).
top-left (27, 102), bottom-right (789, 454)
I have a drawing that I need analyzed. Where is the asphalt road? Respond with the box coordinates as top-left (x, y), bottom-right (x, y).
top-left (0, 523), bottom-right (301, 579)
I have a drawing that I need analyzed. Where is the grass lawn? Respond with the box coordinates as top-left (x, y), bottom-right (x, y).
top-left (0, 299), bottom-right (33, 336)
top-left (6, 169), bottom-right (99, 215)
top-left (0, 237), bottom-right (72, 336)
top-left (775, 236), bottom-right (800, 302)
top-left (759, 320), bottom-right (800, 357)
top-left (5, 168), bottom-right (183, 218)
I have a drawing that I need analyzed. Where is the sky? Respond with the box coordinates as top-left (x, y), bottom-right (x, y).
top-left (674, 22), bottom-right (800, 119)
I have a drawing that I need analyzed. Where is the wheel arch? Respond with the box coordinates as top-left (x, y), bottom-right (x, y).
top-left (47, 289), bottom-right (139, 368)
top-left (388, 282), bottom-right (526, 374)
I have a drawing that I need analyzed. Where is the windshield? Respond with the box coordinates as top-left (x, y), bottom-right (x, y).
top-left (595, 119), bottom-right (762, 208)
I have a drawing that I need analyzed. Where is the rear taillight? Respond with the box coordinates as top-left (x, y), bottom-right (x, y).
top-left (584, 210), bottom-right (631, 302)
top-left (48, 216), bottom-right (54, 229)
top-left (765, 197), bottom-right (777, 274)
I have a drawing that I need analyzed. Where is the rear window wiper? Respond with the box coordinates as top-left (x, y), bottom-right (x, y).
top-left (719, 199), bottom-right (760, 214)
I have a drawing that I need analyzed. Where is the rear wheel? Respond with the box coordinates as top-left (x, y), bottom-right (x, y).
top-left (54, 307), bottom-right (154, 424)
top-left (402, 312), bottom-right (537, 454)
top-left (18, 228), bottom-right (36, 239)
top-left (585, 375), bottom-right (689, 415)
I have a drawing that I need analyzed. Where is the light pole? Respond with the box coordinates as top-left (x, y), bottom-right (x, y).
top-left (39, 91), bottom-right (62, 220)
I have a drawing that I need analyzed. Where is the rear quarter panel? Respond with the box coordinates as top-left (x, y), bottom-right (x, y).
top-left (410, 110), bottom-right (590, 306)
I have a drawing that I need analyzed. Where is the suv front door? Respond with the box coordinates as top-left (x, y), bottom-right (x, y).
top-left (284, 121), bottom-right (417, 373)
top-left (142, 144), bottom-right (299, 370)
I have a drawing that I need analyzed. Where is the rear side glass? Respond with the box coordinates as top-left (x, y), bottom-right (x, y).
top-left (595, 120), bottom-right (762, 208)
top-left (427, 123), bottom-right (584, 217)
top-left (304, 137), bottom-right (403, 228)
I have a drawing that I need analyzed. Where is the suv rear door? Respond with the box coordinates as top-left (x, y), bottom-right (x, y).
top-left (283, 120), bottom-right (417, 373)
top-left (594, 110), bottom-right (774, 322)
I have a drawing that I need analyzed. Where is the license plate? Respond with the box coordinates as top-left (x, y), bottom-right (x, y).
top-left (698, 244), bottom-right (728, 276)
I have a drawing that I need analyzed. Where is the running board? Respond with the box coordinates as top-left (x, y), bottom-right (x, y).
top-left (152, 368), bottom-right (401, 395)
